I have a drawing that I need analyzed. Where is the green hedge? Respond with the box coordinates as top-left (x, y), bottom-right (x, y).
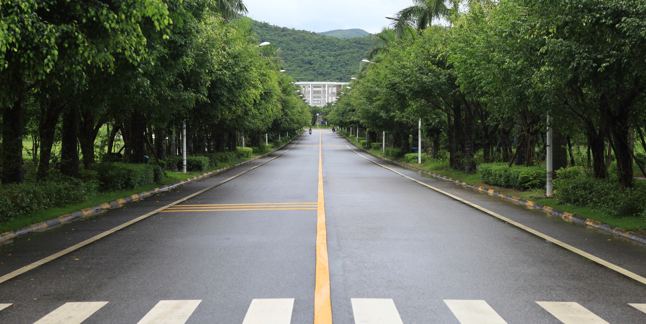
top-left (479, 163), bottom-right (546, 190)
top-left (236, 147), bottom-right (253, 158)
top-left (556, 174), bottom-right (646, 217)
top-left (385, 148), bottom-right (404, 158)
top-left (371, 142), bottom-right (381, 150)
top-left (168, 156), bottom-right (210, 173)
top-left (0, 174), bottom-right (98, 223)
top-left (97, 162), bottom-right (164, 192)
top-left (207, 152), bottom-right (237, 166)
top-left (404, 153), bottom-right (429, 163)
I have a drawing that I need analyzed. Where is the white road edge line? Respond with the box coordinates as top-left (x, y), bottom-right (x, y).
top-left (0, 137), bottom-right (304, 284)
top-left (335, 134), bottom-right (646, 286)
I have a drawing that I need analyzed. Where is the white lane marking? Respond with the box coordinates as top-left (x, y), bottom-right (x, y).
top-left (34, 301), bottom-right (108, 324)
top-left (0, 303), bottom-right (12, 312)
top-left (629, 303), bottom-right (646, 313)
top-left (537, 301), bottom-right (609, 324)
top-left (137, 300), bottom-right (201, 324)
top-left (334, 134), bottom-right (646, 287)
top-left (351, 298), bottom-right (404, 324)
top-left (444, 300), bottom-right (507, 324)
top-left (242, 298), bottom-right (294, 324)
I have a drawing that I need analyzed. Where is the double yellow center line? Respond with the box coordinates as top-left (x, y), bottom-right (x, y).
top-left (161, 203), bottom-right (317, 213)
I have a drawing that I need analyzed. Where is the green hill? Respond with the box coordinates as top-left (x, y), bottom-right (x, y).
top-left (318, 29), bottom-right (370, 38)
top-left (252, 22), bottom-right (377, 82)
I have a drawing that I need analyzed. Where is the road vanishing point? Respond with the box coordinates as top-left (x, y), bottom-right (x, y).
top-left (1, 129), bottom-right (646, 323)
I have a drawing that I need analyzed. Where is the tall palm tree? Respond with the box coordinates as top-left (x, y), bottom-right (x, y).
top-left (391, 0), bottom-right (450, 37)
top-left (214, 0), bottom-right (248, 20)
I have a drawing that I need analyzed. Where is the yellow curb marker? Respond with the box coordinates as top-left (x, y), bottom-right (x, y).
top-left (335, 134), bottom-right (646, 286)
top-left (315, 131), bottom-right (333, 324)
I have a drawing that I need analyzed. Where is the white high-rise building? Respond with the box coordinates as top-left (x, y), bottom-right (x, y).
top-left (295, 82), bottom-right (349, 107)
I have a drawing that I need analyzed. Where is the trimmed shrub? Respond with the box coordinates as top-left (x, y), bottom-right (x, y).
top-left (371, 143), bottom-right (382, 150)
top-left (555, 166), bottom-right (587, 180)
top-left (404, 153), bottom-right (428, 163)
top-left (480, 163), bottom-right (546, 190)
top-left (557, 176), bottom-right (646, 217)
top-left (168, 156), bottom-right (210, 172)
top-left (359, 140), bottom-right (368, 148)
top-left (236, 147), bottom-right (253, 158)
top-left (0, 175), bottom-right (98, 223)
top-left (208, 152), bottom-right (237, 166)
top-left (96, 163), bottom-right (163, 192)
top-left (385, 148), bottom-right (404, 158)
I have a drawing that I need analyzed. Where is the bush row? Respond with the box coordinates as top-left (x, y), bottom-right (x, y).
top-left (555, 167), bottom-right (646, 217)
top-left (0, 173), bottom-right (98, 223)
top-left (96, 163), bottom-right (164, 192)
top-left (479, 163), bottom-right (546, 190)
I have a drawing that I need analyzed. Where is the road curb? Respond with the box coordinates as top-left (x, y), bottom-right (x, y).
top-left (340, 134), bottom-right (646, 246)
top-left (0, 137), bottom-right (300, 246)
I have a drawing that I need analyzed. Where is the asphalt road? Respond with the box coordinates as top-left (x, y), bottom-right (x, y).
top-left (1, 129), bottom-right (646, 323)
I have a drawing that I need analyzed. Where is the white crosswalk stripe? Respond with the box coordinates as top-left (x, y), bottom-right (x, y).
top-left (2, 298), bottom-right (641, 323)
top-left (33, 301), bottom-right (108, 324)
top-left (537, 301), bottom-right (609, 324)
top-left (630, 303), bottom-right (646, 314)
top-left (351, 298), bottom-right (403, 324)
top-left (0, 303), bottom-right (12, 312)
top-left (137, 300), bottom-right (201, 324)
top-left (242, 298), bottom-right (295, 324)
top-left (444, 300), bottom-right (508, 324)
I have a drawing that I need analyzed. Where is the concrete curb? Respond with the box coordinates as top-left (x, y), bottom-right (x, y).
top-left (340, 134), bottom-right (646, 246)
top-left (0, 136), bottom-right (300, 245)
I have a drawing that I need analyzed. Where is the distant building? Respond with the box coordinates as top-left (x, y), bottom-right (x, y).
top-left (295, 82), bottom-right (349, 107)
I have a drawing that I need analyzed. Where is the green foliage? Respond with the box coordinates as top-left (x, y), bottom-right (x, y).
top-left (317, 29), bottom-right (370, 39)
top-left (168, 156), bottom-right (210, 172)
top-left (236, 147), bottom-right (253, 158)
top-left (252, 21), bottom-right (377, 81)
top-left (371, 142), bottom-right (382, 150)
top-left (0, 175), bottom-right (98, 223)
top-left (556, 177), bottom-right (646, 218)
top-left (555, 166), bottom-right (588, 180)
top-left (480, 163), bottom-right (546, 190)
top-left (404, 153), bottom-right (427, 163)
top-left (96, 163), bottom-right (163, 192)
top-left (208, 152), bottom-right (237, 166)
top-left (359, 140), bottom-right (368, 148)
top-left (385, 148), bottom-right (405, 158)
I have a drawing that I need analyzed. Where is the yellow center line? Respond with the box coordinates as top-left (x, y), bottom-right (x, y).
top-left (315, 131), bottom-right (333, 324)
top-left (334, 133), bottom-right (646, 287)
top-left (160, 208), bottom-right (317, 212)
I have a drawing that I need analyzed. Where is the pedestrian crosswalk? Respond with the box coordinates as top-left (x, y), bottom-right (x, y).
top-left (1, 298), bottom-right (645, 323)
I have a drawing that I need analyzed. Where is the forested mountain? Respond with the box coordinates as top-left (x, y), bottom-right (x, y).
top-left (252, 22), bottom-right (377, 81)
top-left (318, 29), bottom-right (370, 38)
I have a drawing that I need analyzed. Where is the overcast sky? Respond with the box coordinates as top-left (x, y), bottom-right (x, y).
top-left (242, 0), bottom-right (415, 34)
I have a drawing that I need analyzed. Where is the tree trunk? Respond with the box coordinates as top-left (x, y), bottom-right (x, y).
top-left (553, 130), bottom-right (568, 171)
top-left (609, 126), bottom-right (634, 188)
top-left (514, 123), bottom-right (526, 166)
top-left (60, 107), bottom-right (79, 178)
top-left (1, 98), bottom-right (25, 184)
top-left (37, 100), bottom-right (66, 180)
top-left (586, 128), bottom-right (608, 180)
top-left (463, 102), bottom-right (475, 173)
top-left (567, 135), bottom-right (576, 167)
top-left (155, 126), bottom-right (167, 161)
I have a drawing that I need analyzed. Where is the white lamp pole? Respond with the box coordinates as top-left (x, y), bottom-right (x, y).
top-left (182, 121), bottom-right (187, 173)
top-left (383, 131), bottom-right (385, 154)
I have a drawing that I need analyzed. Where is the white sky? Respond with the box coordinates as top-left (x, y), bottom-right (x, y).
top-left (242, 0), bottom-right (415, 34)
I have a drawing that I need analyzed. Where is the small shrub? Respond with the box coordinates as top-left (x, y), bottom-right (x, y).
top-left (96, 162), bottom-right (162, 192)
top-left (236, 147), bottom-right (253, 158)
top-left (557, 176), bottom-right (646, 217)
top-left (404, 153), bottom-right (429, 163)
top-left (555, 166), bottom-right (587, 180)
top-left (359, 140), bottom-right (368, 148)
top-left (480, 163), bottom-right (546, 190)
top-left (371, 143), bottom-right (382, 150)
top-left (385, 148), bottom-right (404, 158)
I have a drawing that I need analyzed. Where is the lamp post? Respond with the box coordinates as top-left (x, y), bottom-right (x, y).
top-left (418, 118), bottom-right (422, 164)
top-left (546, 114), bottom-right (553, 197)
top-left (182, 121), bottom-right (187, 173)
